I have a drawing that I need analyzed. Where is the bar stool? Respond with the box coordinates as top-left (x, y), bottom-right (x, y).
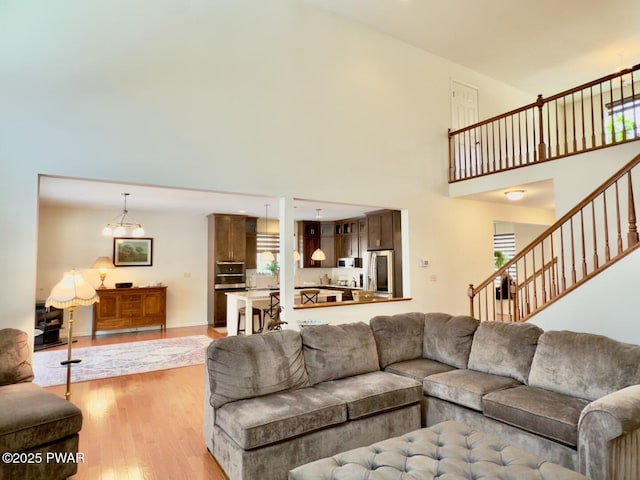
top-left (237, 307), bottom-right (263, 334)
top-left (300, 289), bottom-right (320, 305)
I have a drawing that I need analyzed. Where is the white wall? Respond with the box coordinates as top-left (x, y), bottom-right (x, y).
top-left (0, 0), bottom-right (562, 341)
top-left (37, 206), bottom-right (208, 336)
top-left (530, 247), bottom-right (640, 344)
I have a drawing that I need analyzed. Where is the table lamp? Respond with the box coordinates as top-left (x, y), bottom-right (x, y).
top-left (45, 270), bottom-right (99, 401)
top-left (91, 256), bottom-right (115, 289)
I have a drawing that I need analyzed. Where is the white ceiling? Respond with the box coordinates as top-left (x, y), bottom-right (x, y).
top-left (34, 0), bottom-right (638, 214)
top-left (306, 0), bottom-right (640, 95)
top-left (38, 176), bottom-right (378, 221)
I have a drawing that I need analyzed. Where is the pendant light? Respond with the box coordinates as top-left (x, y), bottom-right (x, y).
top-left (260, 204), bottom-right (275, 263)
top-left (310, 209), bottom-right (326, 261)
top-left (102, 193), bottom-right (145, 237)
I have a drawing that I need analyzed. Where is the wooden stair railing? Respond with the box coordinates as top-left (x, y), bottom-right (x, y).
top-left (449, 64), bottom-right (640, 182)
top-left (468, 152), bottom-right (640, 322)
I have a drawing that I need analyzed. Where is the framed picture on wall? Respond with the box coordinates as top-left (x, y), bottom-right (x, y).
top-left (113, 238), bottom-right (153, 267)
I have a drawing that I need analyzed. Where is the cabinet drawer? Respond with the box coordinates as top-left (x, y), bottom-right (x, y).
top-left (120, 303), bottom-right (142, 315)
top-left (96, 318), bottom-right (131, 330)
top-left (135, 316), bottom-right (164, 327)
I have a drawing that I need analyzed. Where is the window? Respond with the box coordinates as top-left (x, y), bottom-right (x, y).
top-left (605, 95), bottom-right (639, 143)
top-left (256, 233), bottom-right (280, 275)
top-left (494, 233), bottom-right (516, 283)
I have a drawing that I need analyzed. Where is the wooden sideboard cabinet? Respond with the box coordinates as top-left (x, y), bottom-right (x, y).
top-left (93, 286), bottom-right (167, 336)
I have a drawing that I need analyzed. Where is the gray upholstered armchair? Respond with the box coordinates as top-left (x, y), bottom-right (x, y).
top-left (0, 328), bottom-right (83, 480)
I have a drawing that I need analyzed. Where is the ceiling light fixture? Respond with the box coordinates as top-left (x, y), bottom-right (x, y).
top-left (260, 203), bottom-right (275, 263)
top-left (102, 193), bottom-right (145, 237)
top-left (504, 190), bottom-right (525, 201)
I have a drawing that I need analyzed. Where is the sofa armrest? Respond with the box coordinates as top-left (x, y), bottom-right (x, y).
top-left (203, 364), bottom-right (216, 453)
top-left (578, 384), bottom-right (640, 480)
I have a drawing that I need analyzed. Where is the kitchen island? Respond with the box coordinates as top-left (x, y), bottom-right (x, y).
top-left (225, 289), bottom-right (343, 335)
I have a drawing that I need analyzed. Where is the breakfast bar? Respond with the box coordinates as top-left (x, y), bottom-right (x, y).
top-left (225, 289), bottom-right (343, 335)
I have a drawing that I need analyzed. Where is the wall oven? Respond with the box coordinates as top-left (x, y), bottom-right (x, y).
top-left (214, 261), bottom-right (246, 289)
top-left (364, 250), bottom-right (394, 298)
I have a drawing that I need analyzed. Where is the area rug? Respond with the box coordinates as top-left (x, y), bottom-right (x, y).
top-left (32, 335), bottom-right (212, 387)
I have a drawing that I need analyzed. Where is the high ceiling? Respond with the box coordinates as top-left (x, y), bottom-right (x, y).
top-left (20, 1), bottom-right (639, 214)
top-left (307, 0), bottom-right (640, 95)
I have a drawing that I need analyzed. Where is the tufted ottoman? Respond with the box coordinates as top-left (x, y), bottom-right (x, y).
top-left (288, 420), bottom-right (589, 480)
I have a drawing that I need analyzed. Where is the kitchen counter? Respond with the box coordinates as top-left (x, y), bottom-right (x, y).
top-left (225, 289), bottom-right (343, 335)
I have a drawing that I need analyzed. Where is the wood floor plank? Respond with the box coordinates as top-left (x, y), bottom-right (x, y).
top-left (42, 326), bottom-right (228, 480)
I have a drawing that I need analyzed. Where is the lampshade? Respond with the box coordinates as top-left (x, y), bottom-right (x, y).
top-left (91, 256), bottom-right (115, 289)
top-left (91, 256), bottom-right (115, 271)
top-left (261, 251), bottom-right (276, 263)
top-left (46, 270), bottom-right (100, 309)
top-left (293, 250), bottom-right (301, 262)
top-left (311, 248), bottom-right (326, 261)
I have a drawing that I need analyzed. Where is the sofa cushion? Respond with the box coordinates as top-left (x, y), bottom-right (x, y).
top-left (301, 322), bottom-right (379, 385)
top-left (313, 371), bottom-right (422, 420)
top-left (423, 313), bottom-right (479, 369)
top-left (370, 313), bottom-right (425, 368)
top-left (215, 387), bottom-right (346, 450)
top-left (0, 328), bottom-right (34, 386)
top-left (207, 330), bottom-right (310, 408)
top-left (528, 330), bottom-right (640, 401)
top-left (468, 321), bottom-right (543, 383)
top-left (423, 369), bottom-right (521, 411)
top-left (483, 386), bottom-right (589, 447)
top-left (385, 358), bottom-right (455, 382)
top-left (0, 383), bottom-right (83, 452)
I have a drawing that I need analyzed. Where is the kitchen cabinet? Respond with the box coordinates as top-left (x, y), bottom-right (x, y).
top-left (367, 210), bottom-right (400, 250)
top-left (320, 221), bottom-right (336, 267)
top-left (298, 221), bottom-right (322, 268)
top-left (245, 217), bottom-right (257, 269)
top-left (335, 217), bottom-right (364, 258)
top-left (358, 217), bottom-right (368, 255)
top-left (214, 214), bottom-right (246, 261)
top-left (93, 287), bottom-right (167, 336)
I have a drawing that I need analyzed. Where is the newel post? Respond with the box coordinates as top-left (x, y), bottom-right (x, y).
top-left (448, 128), bottom-right (455, 182)
top-left (536, 94), bottom-right (546, 161)
top-left (467, 284), bottom-right (475, 317)
top-left (628, 171), bottom-right (639, 246)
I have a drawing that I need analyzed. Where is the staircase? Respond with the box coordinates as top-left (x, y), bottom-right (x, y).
top-left (467, 152), bottom-right (640, 322)
top-left (452, 65), bottom-right (640, 322)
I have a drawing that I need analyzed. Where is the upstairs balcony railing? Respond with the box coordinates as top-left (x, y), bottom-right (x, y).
top-left (449, 64), bottom-right (640, 182)
top-left (468, 152), bottom-right (640, 322)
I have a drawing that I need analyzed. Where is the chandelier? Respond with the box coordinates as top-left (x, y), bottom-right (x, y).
top-left (102, 193), bottom-right (145, 237)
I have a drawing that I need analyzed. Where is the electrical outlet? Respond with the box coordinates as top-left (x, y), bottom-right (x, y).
top-left (429, 274), bottom-right (437, 282)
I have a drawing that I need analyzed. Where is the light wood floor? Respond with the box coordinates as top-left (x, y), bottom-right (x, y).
top-left (42, 326), bottom-right (229, 480)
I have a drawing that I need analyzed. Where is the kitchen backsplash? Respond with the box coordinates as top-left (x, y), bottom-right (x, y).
top-left (247, 267), bottom-right (363, 288)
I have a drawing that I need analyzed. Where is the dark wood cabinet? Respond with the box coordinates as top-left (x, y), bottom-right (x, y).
top-left (358, 218), bottom-right (368, 255)
top-left (298, 221), bottom-right (322, 268)
top-left (93, 287), bottom-right (167, 336)
top-left (367, 210), bottom-right (398, 250)
top-left (335, 217), bottom-right (364, 258)
top-left (245, 217), bottom-right (257, 269)
top-left (320, 221), bottom-right (336, 267)
top-left (213, 289), bottom-right (228, 327)
top-left (214, 214), bottom-right (246, 262)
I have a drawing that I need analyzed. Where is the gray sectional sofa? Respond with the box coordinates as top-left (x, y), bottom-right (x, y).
top-left (204, 322), bottom-right (423, 480)
top-left (370, 312), bottom-right (640, 480)
top-left (204, 313), bottom-right (640, 480)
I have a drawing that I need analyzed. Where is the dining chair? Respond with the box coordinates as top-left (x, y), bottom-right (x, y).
top-left (300, 289), bottom-right (320, 305)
